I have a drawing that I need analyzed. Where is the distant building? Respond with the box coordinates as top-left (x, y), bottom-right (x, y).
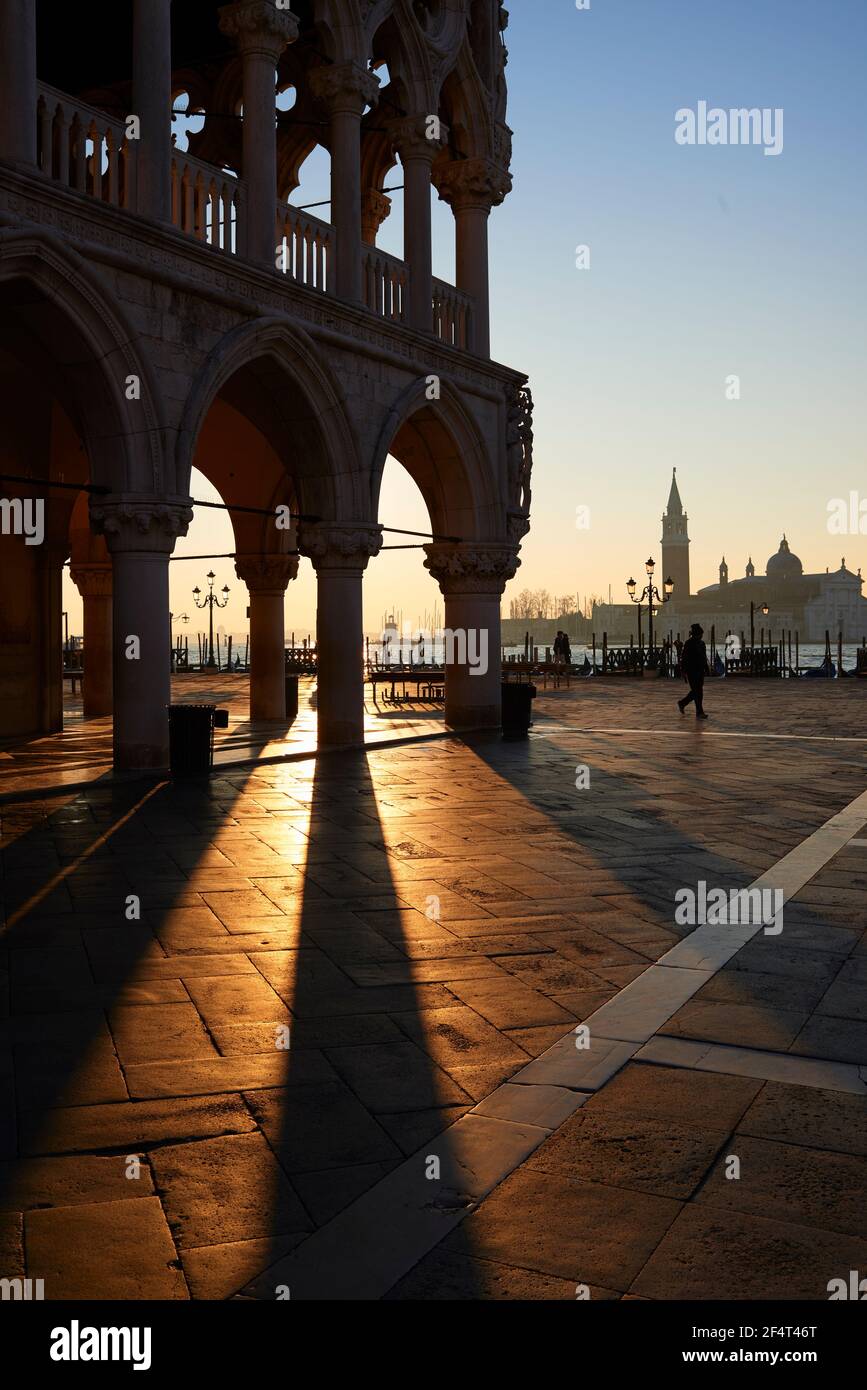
top-left (659, 473), bottom-right (867, 641)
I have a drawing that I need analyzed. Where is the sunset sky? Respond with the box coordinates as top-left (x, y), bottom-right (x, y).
top-left (61, 0), bottom-right (867, 641)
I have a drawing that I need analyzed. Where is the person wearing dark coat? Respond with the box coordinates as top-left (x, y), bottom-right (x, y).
top-left (678, 623), bottom-right (710, 718)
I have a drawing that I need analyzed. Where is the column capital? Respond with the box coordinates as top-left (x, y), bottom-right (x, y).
top-left (90, 497), bottom-right (193, 555)
top-left (235, 554), bottom-right (298, 593)
top-left (361, 188), bottom-right (392, 242)
top-left (435, 157), bottom-right (512, 212)
top-left (218, 0), bottom-right (299, 58)
top-left (299, 524), bottom-right (383, 572)
top-left (69, 563), bottom-right (113, 598)
top-left (424, 542), bottom-right (521, 596)
top-left (310, 62), bottom-right (380, 117)
top-left (389, 114), bottom-right (449, 163)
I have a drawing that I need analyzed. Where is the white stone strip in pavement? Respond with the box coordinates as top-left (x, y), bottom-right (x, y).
top-left (239, 784), bottom-right (867, 1301)
top-left (534, 724), bottom-right (867, 744)
top-left (635, 1035), bottom-right (867, 1097)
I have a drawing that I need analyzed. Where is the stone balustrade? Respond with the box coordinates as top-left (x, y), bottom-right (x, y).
top-left (275, 200), bottom-right (333, 293)
top-left (171, 149), bottom-right (242, 253)
top-left (36, 82), bottom-right (134, 210)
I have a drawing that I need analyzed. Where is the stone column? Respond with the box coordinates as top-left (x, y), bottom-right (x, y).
top-left (41, 549), bottom-right (65, 733)
top-left (300, 525), bottom-right (382, 747)
top-left (391, 117), bottom-right (448, 334)
top-left (235, 555), bottom-right (297, 721)
top-left (0, 0), bottom-right (37, 167)
top-left (220, 0), bottom-right (299, 266)
top-left (311, 64), bottom-right (380, 304)
top-left (69, 563), bottom-right (113, 717)
top-left (424, 544), bottom-right (520, 730)
top-left (92, 499), bottom-right (192, 771)
top-left (132, 0), bottom-right (173, 221)
top-left (435, 159), bottom-right (511, 359)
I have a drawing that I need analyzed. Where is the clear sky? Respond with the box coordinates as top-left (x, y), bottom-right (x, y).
top-left (61, 0), bottom-right (867, 641)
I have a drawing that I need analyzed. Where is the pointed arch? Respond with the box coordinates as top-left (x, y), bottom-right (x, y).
top-left (175, 316), bottom-right (364, 523)
top-left (371, 375), bottom-right (501, 541)
top-left (0, 229), bottom-right (163, 493)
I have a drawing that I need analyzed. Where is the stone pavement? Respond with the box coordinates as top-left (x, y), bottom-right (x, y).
top-left (0, 674), bottom-right (445, 795)
top-left (1, 676), bottom-right (865, 1300)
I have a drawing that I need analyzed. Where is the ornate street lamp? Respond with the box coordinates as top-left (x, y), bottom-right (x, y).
top-left (627, 559), bottom-right (674, 659)
top-left (193, 571), bottom-right (230, 669)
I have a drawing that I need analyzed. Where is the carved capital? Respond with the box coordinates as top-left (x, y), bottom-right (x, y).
top-left (235, 554), bottom-right (298, 594)
top-left (69, 563), bottom-right (113, 599)
top-left (435, 157), bottom-right (512, 212)
top-left (299, 524), bottom-right (383, 571)
top-left (424, 543), bottom-right (521, 596)
top-left (389, 115), bottom-right (449, 163)
top-left (310, 62), bottom-right (380, 117)
top-left (361, 188), bottom-right (392, 243)
top-left (90, 497), bottom-right (193, 555)
top-left (218, 0), bottom-right (299, 59)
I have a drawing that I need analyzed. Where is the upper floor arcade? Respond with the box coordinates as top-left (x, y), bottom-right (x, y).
top-left (0, 0), bottom-right (514, 359)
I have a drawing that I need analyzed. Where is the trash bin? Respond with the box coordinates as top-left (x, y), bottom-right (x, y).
top-left (501, 681), bottom-right (536, 736)
top-left (167, 704), bottom-right (227, 776)
top-left (285, 675), bottom-right (299, 723)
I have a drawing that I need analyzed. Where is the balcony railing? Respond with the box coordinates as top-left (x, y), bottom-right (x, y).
top-left (363, 245), bottom-right (408, 324)
top-left (275, 201), bottom-right (332, 293)
top-left (171, 149), bottom-right (242, 254)
top-left (433, 278), bottom-right (473, 352)
top-left (36, 82), bottom-right (134, 209)
top-left (31, 87), bottom-right (474, 352)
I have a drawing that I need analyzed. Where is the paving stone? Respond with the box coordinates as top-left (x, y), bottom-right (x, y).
top-left (0, 1154), bottom-right (153, 1211)
top-left (738, 1080), bottom-right (867, 1156)
top-left (386, 1248), bottom-right (607, 1300)
top-left (324, 1041), bottom-right (470, 1112)
top-left (0, 1211), bottom-right (23, 1276)
top-left (107, 1002), bottom-right (219, 1066)
top-left (442, 1166), bottom-right (680, 1291)
top-left (183, 975), bottom-right (291, 1027)
top-left (150, 1133), bottom-right (311, 1249)
top-left (376, 1106), bottom-right (473, 1156)
top-left (661, 999), bottom-right (808, 1051)
top-left (125, 1049), bottom-right (335, 1098)
top-left (790, 1016), bottom-right (867, 1065)
top-left (20, 1094), bottom-right (257, 1155)
top-left (25, 1196), bottom-right (188, 1299)
top-left (292, 1161), bottom-right (400, 1226)
top-left (180, 1234), bottom-right (307, 1300)
top-left (244, 1082), bottom-right (400, 1172)
top-left (471, 1083), bottom-right (585, 1130)
top-left (444, 976), bottom-right (574, 1030)
top-left (392, 1004), bottom-right (531, 1070)
top-left (631, 1205), bottom-right (867, 1301)
top-left (697, 1134), bottom-right (867, 1238)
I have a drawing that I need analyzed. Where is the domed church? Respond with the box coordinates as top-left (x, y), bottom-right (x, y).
top-left (661, 476), bottom-right (867, 642)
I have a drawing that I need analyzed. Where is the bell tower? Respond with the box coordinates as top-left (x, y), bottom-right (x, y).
top-left (661, 469), bottom-right (691, 600)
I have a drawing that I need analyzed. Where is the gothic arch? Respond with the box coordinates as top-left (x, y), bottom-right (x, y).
top-left (0, 229), bottom-right (162, 494)
top-left (175, 316), bottom-right (364, 522)
top-left (371, 375), bottom-right (501, 541)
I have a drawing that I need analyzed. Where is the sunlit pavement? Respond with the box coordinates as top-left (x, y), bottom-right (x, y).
top-left (1, 678), bottom-right (865, 1299)
top-left (0, 675), bottom-right (447, 796)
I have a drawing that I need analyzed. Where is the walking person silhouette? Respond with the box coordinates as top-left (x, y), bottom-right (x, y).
top-left (678, 623), bottom-right (710, 719)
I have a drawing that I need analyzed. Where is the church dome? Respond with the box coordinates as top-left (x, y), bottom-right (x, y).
top-left (766, 536), bottom-right (803, 581)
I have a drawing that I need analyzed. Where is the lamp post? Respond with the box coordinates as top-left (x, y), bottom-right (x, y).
top-left (627, 558), bottom-right (674, 663)
top-left (193, 572), bottom-right (230, 670)
top-left (750, 600), bottom-right (769, 672)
